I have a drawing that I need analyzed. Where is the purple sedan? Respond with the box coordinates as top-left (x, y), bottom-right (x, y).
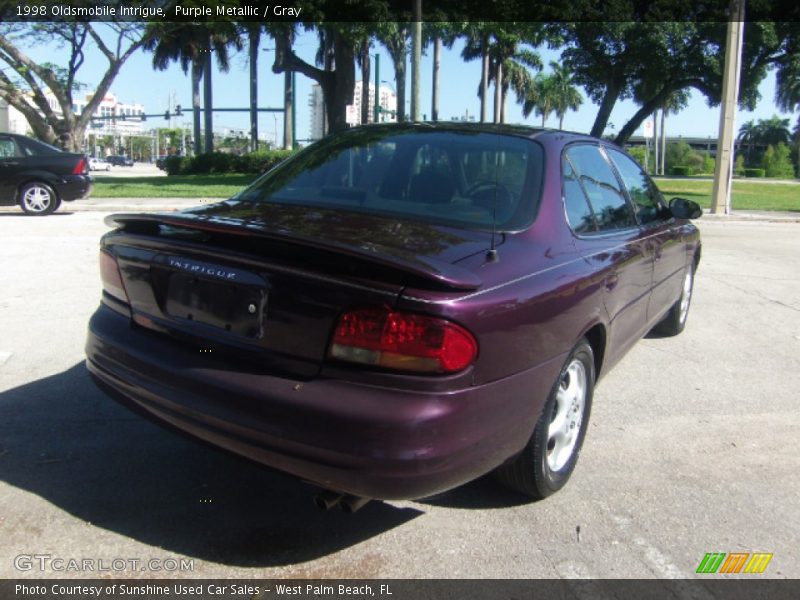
top-left (86, 124), bottom-right (701, 508)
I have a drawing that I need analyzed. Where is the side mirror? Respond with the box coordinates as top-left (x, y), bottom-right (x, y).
top-left (669, 197), bottom-right (703, 220)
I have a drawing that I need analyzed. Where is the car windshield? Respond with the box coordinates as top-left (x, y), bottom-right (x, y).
top-left (235, 126), bottom-right (544, 231)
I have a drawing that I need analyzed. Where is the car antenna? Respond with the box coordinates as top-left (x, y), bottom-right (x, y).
top-left (486, 141), bottom-right (500, 263)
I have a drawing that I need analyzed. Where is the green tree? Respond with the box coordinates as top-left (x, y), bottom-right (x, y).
top-left (143, 23), bottom-right (240, 154)
top-left (755, 116), bottom-right (791, 146)
top-left (521, 73), bottom-right (556, 127)
top-left (737, 120), bottom-right (760, 165)
top-left (0, 23), bottom-right (145, 151)
top-left (762, 143), bottom-right (795, 178)
top-left (547, 61), bottom-right (583, 130)
top-left (558, 20), bottom-right (791, 145)
top-left (375, 23), bottom-right (409, 123)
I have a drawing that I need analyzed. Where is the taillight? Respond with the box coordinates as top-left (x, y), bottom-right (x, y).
top-left (329, 308), bottom-right (478, 374)
top-left (99, 249), bottom-right (129, 303)
top-left (73, 158), bottom-right (88, 175)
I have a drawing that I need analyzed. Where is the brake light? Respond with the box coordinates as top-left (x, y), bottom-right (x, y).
top-left (73, 158), bottom-right (88, 175)
top-left (329, 308), bottom-right (478, 374)
top-left (99, 250), bottom-right (129, 303)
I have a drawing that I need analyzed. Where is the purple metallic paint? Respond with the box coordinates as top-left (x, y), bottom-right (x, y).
top-left (85, 126), bottom-right (700, 500)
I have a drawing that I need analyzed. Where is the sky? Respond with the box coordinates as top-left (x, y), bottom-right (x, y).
top-left (15, 26), bottom-right (798, 146)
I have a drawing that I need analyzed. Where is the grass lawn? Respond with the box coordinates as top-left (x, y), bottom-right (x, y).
top-left (92, 174), bottom-right (257, 199)
top-left (654, 178), bottom-right (800, 212)
top-left (93, 173), bottom-right (799, 212)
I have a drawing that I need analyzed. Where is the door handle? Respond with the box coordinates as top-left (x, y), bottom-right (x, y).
top-left (604, 273), bottom-right (619, 291)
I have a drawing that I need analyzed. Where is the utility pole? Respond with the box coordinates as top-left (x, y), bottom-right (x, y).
top-left (410, 0), bottom-right (422, 122)
top-left (203, 45), bottom-right (213, 153)
top-left (283, 70), bottom-right (293, 150)
top-left (431, 36), bottom-right (440, 122)
top-left (374, 54), bottom-right (380, 123)
top-left (711, 0), bottom-right (745, 215)
top-left (249, 28), bottom-right (259, 152)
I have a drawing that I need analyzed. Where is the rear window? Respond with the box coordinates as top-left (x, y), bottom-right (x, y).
top-left (18, 137), bottom-right (62, 156)
top-left (235, 126), bottom-right (544, 231)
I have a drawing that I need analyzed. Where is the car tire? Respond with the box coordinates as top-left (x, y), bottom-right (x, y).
top-left (495, 339), bottom-right (595, 499)
top-left (19, 182), bottom-right (59, 216)
top-left (655, 265), bottom-right (694, 336)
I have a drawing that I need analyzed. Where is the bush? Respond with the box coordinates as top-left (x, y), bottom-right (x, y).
top-left (762, 143), bottom-right (795, 179)
top-left (230, 149), bottom-right (294, 174)
top-left (163, 155), bottom-right (184, 176)
top-left (670, 165), bottom-right (693, 176)
top-left (701, 154), bottom-right (716, 175)
top-left (165, 149), bottom-right (295, 175)
top-left (734, 154), bottom-right (745, 176)
top-left (743, 168), bottom-right (765, 178)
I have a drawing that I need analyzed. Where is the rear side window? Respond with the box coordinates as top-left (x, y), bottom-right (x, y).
top-left (0, 137), bottom-right (21, 158)
top-left (565, 144), bottom-right (636, 232)
top-left (606, 147), bottom-right (664, 225)
top-left (562, 156), bottom-right (596, 234)
top-left (236, 127), bottom-right (544, 232)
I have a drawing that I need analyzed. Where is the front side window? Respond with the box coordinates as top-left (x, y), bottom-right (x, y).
top-left (606, 147), bottom-right (664, 225)
top-left (564, 144), bottom-right (636, 232)
top-left (235, 127), bottom-right (544, 231)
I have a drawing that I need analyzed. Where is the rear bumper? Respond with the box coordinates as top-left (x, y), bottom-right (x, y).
top-left (85, 305), bottom-right (562, 500)
top-left (57, 175), bottom-right (92, 202)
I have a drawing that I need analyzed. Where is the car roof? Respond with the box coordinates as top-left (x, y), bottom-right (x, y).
top-left (347, 122), bottom-right (603, 145)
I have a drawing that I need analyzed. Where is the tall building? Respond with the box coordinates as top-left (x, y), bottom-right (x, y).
top-left (75, 92), bottom-right (145, 136)
top-left (308, 80), bottom-right (397, 141)
top-left (0, 91), bottom-right (145, 138)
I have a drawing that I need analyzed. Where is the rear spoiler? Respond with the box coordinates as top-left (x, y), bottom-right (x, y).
top-left (105, 213), bottom-right (482, 292)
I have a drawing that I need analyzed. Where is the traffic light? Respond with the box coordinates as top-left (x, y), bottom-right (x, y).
top-left (175, 105), bottom-right (182, 117)
top-left (164, 110), bottom-right (170, 120)
top-left (141, 113), bottom-right (147, 121)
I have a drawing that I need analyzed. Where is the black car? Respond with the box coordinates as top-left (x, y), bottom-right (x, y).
top-left (107, 155), bottom-right (134, 167)
top-left (0, 133), bottom-right (92, 215)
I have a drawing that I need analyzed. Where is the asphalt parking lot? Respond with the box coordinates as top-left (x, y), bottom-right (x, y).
top-left (0, 209), bottom-right (798, 579)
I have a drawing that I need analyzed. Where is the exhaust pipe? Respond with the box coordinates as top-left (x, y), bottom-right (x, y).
top-left (340, 495), bottom-right (371, 514)
top-left (314, 490), bottom-right (344, 510)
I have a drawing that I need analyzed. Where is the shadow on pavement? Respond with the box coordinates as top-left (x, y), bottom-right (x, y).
top-left (416, 475), bottom-right (532, 510)
top-left (0, 363), bottom-right (421, 568)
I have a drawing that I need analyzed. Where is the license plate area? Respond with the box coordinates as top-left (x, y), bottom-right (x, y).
top-left (165, 273), bottom-right (266, 338)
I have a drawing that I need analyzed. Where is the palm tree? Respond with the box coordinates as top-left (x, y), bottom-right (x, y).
top-left (143, 23), bottom-right (239, 154)
top-left (756, 116), bottom-right (791, 146)
top-left (737, 120), bottom-right (759, 165)
top-left (548, 61), bottom-right (583, 130)
top-left (521, 73), bottom-right (556, 127)
top-left (376, 24), bottom-right (409, 123)
top-left (239, 22), bottom-right (262, 151)
top-left (462, 25), bottom-right (544, 124)
top-left (776, 57), bottom-right (800, 114)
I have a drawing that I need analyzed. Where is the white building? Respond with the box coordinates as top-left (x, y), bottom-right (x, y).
top-left (0, 99), bottom-right (32, 135)
top-left (1, 91), bottom-right (145, 139)
top-left (75, 92), bottom-right (145, 137)
top-left (308, 80), bottom-right (397, 141)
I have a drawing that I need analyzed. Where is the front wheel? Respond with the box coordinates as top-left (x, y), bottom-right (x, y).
top-left (495, 339), bottom-right (595, 499)
top-left (19, 182), bottom-right (59, 215)
top-left (656, 266), bottom-right (694, 336)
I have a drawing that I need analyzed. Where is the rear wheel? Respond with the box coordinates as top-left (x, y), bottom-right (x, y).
top-left (19, 182), bottom-right (59, 215)
top-left (495, 339), bottom-right (595, 499)
top-left (656, 265), bottom-right (694, 336)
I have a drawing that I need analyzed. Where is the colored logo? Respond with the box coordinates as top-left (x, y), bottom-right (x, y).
top-left (696, 552), bottom-right (773, 574)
